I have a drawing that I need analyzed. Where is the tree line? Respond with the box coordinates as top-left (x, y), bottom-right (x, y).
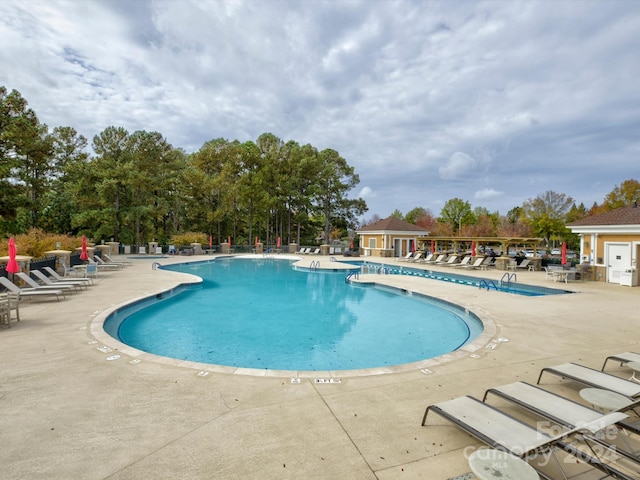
top-left (2, 85), bottom-right (638, 251)
top-left (0, 86), bottom-right (366, 247)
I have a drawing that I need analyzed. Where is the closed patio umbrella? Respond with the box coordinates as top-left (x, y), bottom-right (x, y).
top-left (209, 235), bottom-right (213, 248)
top-left (430, 240), bottom-right (435, 255)
top-left (7, 237), bottom-right (19, 275)
top-left (350, 238), bottom-right (354, 250)
top-left (561, 242), bottom-right (567, 265)
top-left (471, 240), bottom-right (476, 256)
top-left (276, 236), bottom-right (281, 248)
top-left (80, 235), bottom-right (89, 261)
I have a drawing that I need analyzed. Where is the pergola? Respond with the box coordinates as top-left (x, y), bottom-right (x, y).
top-left (420, 236), bottom-right (545, 257)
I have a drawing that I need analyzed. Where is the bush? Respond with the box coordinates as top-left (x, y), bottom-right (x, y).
top-left (169, 232), bottom-right (208, 247)
top-left (1, 228), bottom-right (86, 258)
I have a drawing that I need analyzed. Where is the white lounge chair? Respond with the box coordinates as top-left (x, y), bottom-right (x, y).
top-left (397, 252), bottom-right (413, 262)
top-left (31, 270), bottom-right (86, 291)
top-left (0, 276), bottom-right (65, 302)
top-left (443, 255), bottom-right (469, 267)
top-left (88, 258), bottom-right (120, 271)
top-left (93, 255), bottom-right (123, 270)
top-left (423, 254), bottom-right (445, 264)
top-left (408, 252), bottom-right (423, 262)
top-left (602, 352), bottom-right (640, 372)
top-left (422, 395), bottom-right (633, 480)
top-left (435, 255), bottom-right (458, 266)
top-left (457, 257), bottom-right (485, 269)
top-left (15, 272), bottom-right (79, 294)
top-left (483, 381), bottom-right (640, 464)
top-left (417, 253), bottom-right (434, 263)
top-left (104, 254), bottom-right (133, 266)
top-left (516, 258), bottom-right (531, 269)
top-left (43, 266), bottom-right (93, 285)
top-left (537, 362), bottom-right (640, 398)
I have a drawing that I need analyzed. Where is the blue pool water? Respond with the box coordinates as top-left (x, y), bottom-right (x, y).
top-left (349, 261), bottom-right (572, 296)
top-left (106, 258), bottom-right (483, 371)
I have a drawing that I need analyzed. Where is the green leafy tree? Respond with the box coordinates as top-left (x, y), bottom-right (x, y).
top-left (521, 190), bottom-right (574, 246)
top-left (390, 209), bottom-right (403, 219)
top-left (438, 198), bottom-right (474, 235)
top-left (601, 179), bottom-right (640, 211)
top-left (404, 207), bottom-right (426, 224)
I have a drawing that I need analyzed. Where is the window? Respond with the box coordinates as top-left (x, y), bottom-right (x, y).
top-left (368, 238), bottom-right (377, 249)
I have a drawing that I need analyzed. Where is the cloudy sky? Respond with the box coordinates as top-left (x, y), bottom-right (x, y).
top-left (1, 0), bottom-right (639, 220)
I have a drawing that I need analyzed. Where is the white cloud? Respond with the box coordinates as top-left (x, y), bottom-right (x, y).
top-left (1, 0), bottom-right (639, 217)
top-left (438, 152), bottom-right (477, 180)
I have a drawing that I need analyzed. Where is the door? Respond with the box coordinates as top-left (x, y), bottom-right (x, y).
top-left (606, 243), bottom-right (630, 283)
top-left (394, 238), bottom-right (402, 257)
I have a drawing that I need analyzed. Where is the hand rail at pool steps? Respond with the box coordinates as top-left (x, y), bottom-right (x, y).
top-left (345, 271), bottom-right (359, 283)
top-left (500, 272), bottom-right (516, 286)
top-left (478, 279), bottom-right (498, 291)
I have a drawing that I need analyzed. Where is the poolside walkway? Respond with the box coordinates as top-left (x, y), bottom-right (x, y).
top-left (1, 253), bottom-right (639, 479)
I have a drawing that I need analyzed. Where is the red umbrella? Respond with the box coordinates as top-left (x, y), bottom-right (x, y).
top-left (430, 240), bottom-right (435, 255)
top-left (227, 236), bottom-right (231, 245)
top-left (80, 235), bottom-right (89, 261)
top-left (561, 241), bottom-right (567, 265)
top-left (255, 236), bottom-right (259, 247)
top-left (350, 238), bottom-right (354, 250)
top-left (276, 236), bottom-right (281, 248)
top-left (471, 240), bottom-right (476, 256)
top-left (6, 237), bottom-right (19, 274)
top-left (209, 235), bottom-right (213, 248)
top-left (410, 240), bottom-right (415, 253)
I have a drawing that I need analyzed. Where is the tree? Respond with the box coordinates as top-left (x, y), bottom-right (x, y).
top-left (601, 179), bottom-right (640, 211)
top-left (404, 207), bottom-right (426, 224)
top-left (521, 190), bottom-right (573, 245)
top-left (314, 148), bottom-right (366, 244)
top-left (390, 209), bottom-right (403, 219)
top-left (438, 198), bottom-right (474, 235)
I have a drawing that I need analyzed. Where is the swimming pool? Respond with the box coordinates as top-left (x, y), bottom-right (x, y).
top-left (349, 261), bottom-right (572, 296)
top-left (104, 257), bottom-right (483, 372)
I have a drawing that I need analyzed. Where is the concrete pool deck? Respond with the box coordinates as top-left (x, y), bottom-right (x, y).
top-left (1, 253), bottom-right (639, 479)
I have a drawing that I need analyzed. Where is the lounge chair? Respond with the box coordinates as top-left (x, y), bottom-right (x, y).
top-left (0, 276), bottom-right (65, 302)
top-left (309, 248), bottom-right (320, 255)
top-left (457, 257), bottom-right (485, 269)
top-left (43, 266), bottom-right (93, 285)
top-left (602, 352), bottom-right (640, 372)
top-left (417, 253), bottom-right (434, 263)
top-left (408, 251), bottom-right (423, 262)
top-left (483, 381), bottom-right (640, 462)
top-left (443, 255), bottom-right (469, 267)
top-left (435, 255), bottom-right (458, 266)
top-left (422, 395), bottom-right (634, 480)
top-left (15, 272), bottom-right (79, 294)
top-left (88, 258), bottom-right (120, 271)
top-left (397, 252), bottom-right (414, 262)
top-left (423, 254), bottom-right (445, 264)
top-left (537, 362), bottom-right (640, 398)
top-left (31, 270), bottom-right (86, 291)
top-left (93, 255), bottom-right (124, 270)
top-left (104, 254), bottom-right (133, 266)
top-left (516, 259), bottom-right (531, 269)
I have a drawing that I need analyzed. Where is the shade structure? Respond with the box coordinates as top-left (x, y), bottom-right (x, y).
top-left (79, 235), bottom-right (89, 261)
top-left (471, 240), bottom-right (476, 256)
top-left (561, 241), bottom-right (567, 265)
top-left (430, 240), bottom-right (435, 254)
top-left (6, 237), bottom-right (19, 274)
top-left (276, 236), bottom-right (281, 248)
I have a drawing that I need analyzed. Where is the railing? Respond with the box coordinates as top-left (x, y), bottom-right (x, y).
top-left (345, 271), bottom-right (359, 283)
top-left (478, 279), bottom-right (498, 291)
top-left (310, 260), bottom-right (319, 271)
top-left (500, 272), bottom-right (516, 286)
